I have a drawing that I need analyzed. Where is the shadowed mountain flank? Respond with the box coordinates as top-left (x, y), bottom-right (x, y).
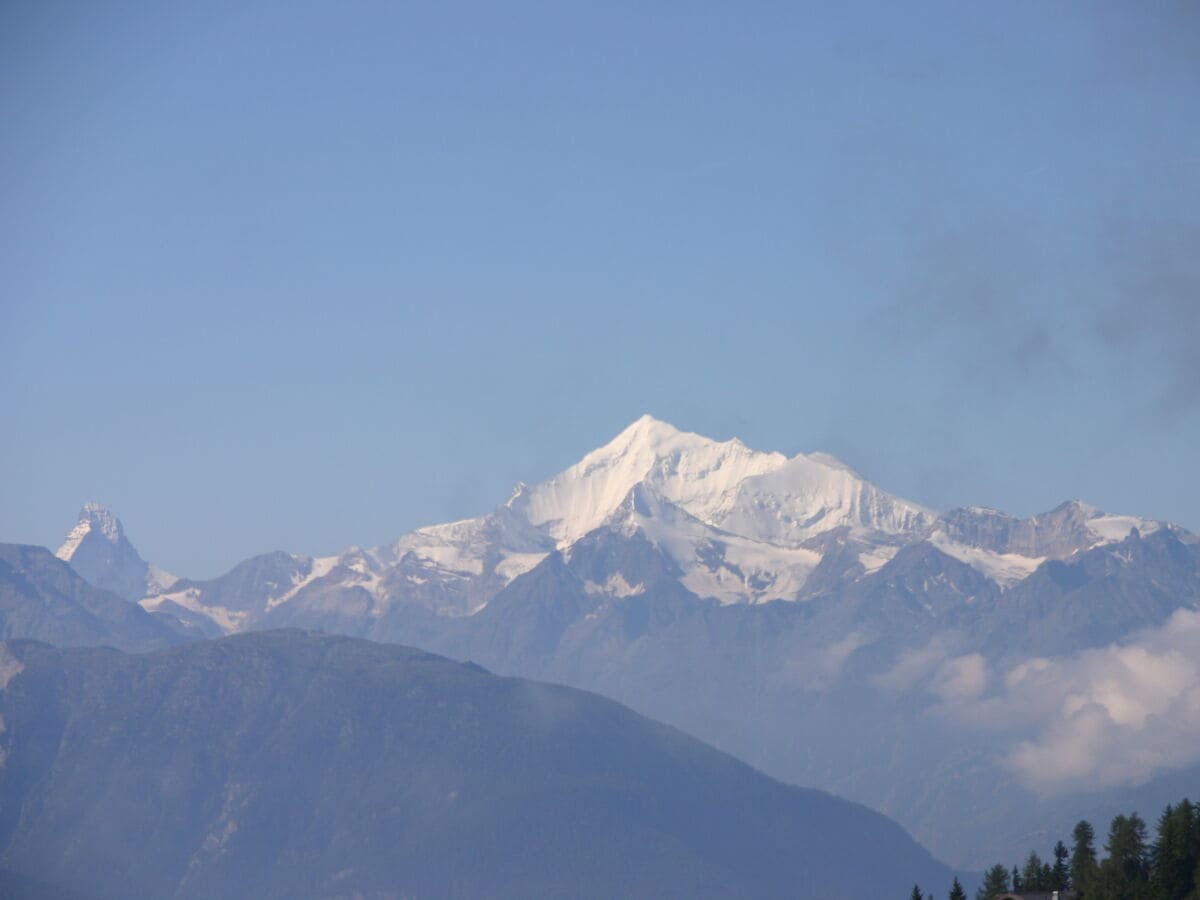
top-left (0, 630), bottom-right (956, 900)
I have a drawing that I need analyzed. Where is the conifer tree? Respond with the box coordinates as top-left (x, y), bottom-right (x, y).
top-left (911, 884), bottom-right (924, 900)
top-left (1022, 851), bottom-right (1046, 891)
top-left (976, 800), bottom-right (1200, 900)
top-left (1072, 819), bottom-right (1099, 897)
top-left (948, 876), bottom-right (967, 900)
top-left (1094, 813), bottom-right (1150, 900)
top-left (1112, 813), bottom-right (1150, 882)
top-left (1152, 800), bottom-right (1198, 900)
top-left (975, 864), bottom-right (1010, 900)
top-left (1052, 839), bottom-right (1070, 891)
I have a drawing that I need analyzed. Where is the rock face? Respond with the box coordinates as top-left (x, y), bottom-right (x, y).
top-left (0, 543), bottom-right (183, 652)
top-left (0, 630), bottom-right (958, 900)
top-left (937, 501), bottom-right (1123, 558)
top-left (55, 504), bottom-right (175, 602)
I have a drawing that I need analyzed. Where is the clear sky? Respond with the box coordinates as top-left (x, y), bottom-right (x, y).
top-left (2, 1), bottom-right (1198, 577)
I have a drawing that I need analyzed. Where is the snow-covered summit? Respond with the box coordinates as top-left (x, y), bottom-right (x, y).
top-left (56, 503), bottom-right (125, 560)
top-left (509, 417), bottom-right (767, 537)
top-left (56, 504), bottom-right (175, 601)
top-left (370, 415), bottom-right (929, 607)
top-left (506, 414), bottom-right (933, 550)
top-left (354, 416), bottom-right (938, 610)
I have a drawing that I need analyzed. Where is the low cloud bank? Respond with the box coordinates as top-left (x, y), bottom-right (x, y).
top-left (875, 611), bottom-right (1200, 794)
top-left (999, 610), bottom-right (1200, 793)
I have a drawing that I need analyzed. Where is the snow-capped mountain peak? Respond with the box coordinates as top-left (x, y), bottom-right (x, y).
top-left (56, 504), bottom-right (176, 601)
top-left (365, 416), bottom-right (937, 609)
top-left (507, 415), bottom-right (790, 545)
top-left (56, 503), bottom-right (125, 559)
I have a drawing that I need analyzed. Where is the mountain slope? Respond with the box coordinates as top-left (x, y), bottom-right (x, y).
top-left (0, 544), bottom-right (183, 652)
top-left (0, 630), bottom-right (958, 900)
top-left (351, 526), bottom-right (1200, 867)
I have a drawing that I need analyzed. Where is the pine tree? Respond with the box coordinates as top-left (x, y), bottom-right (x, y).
top-left (1011, 865), bottom-right (1022, 892)
top-left (1152, 800), bottom-right (1198, 900)
top-left (911, 885), bottom-right (924, 900)
top-left (1072, 819), bottom-right (1099, 897)
top-left (1051, 839), bottom-right (1070, 891)
top-left (1112, 813), bottom-right (1150, 882)
top-left (975, 864), bottom-right (1010, 900)
top-left (1022, 851), bottom-right (1046, 891)
top-left (1094, 813), bottom-right (1150, 900)
top-left (948, 876), bottom-right (967, 900)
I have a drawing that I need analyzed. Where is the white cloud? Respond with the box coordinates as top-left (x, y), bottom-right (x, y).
top-left (932, 653), bottom-right (988, 702)
top-left (955, 609), bottom-right (1200, 793)
top-left (874, 634), bottom-right (959, 693)
top-left (779, 631), bottom-right (869, 690)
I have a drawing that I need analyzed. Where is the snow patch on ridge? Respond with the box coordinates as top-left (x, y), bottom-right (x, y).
top-left (1087, 514), bottom-right (1161, 544)
top-left (265, 556), bottom-right (338, 610)
top-left (605, 483), bottom-right (822, 605)
top-left (146, 563), bottom-right (178, 594)
top-left (142, 589), bottom-right (248, 634)
top-left (859, 545), bottom-right (900, 574)
top-left (386, 518), bottom-right (495, 577)
top-left (929, 532), bottom-right (1044, 586)
top-left (495, 552), bottom-right (550, 582)
top-left (584, 573), bottom-right (646, 597)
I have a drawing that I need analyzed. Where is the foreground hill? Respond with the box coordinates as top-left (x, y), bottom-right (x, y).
top-left (0, 630), bottom-right (957, 900)
top-left (0, 544), bottom-right (182, 652)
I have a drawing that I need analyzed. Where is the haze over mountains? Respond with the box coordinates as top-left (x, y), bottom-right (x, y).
top-left (0, 631), bottom-right (957, 899)
top-left (43, 416), bottom-right (1200, 866)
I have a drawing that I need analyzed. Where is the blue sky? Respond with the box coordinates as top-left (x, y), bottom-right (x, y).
top-left (2, 1), bottom-right (1198, 577)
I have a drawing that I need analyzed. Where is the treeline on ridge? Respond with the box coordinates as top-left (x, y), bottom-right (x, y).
top-left (912, 797), bottom-right (1200, 900)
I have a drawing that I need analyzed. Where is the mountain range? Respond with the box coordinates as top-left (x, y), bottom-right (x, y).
top-left (0, 630), bottom-right (958, 899)
top-left (44, 415), bottom-right (1200, 867)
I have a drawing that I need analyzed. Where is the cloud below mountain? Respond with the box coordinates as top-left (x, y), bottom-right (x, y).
top-left (949, 609), bottom-right (1200, 793)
